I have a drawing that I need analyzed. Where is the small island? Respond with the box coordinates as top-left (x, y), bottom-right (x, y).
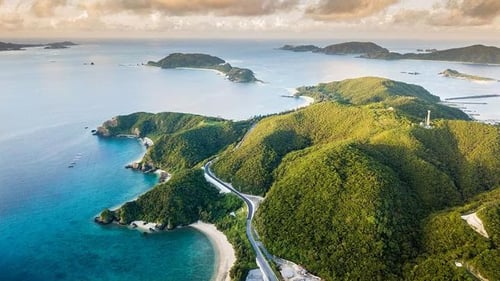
top-left (280, 42), bottom-right (500, 64)
top-left (0, 41), bottom-right (77, 51)
top-left (439, 69), bottom-right (498, 82)
top-left (44, 41), bottom-right (78, 49)
top-left (147, 53), bottom-right (259, 83)
top-left (279, 41), bottom-right (388, 55)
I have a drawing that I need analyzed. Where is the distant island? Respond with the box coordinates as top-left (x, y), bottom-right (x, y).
top-left (43, 41), bottom-right (78, 49)
top-left (279, 41), bottom-right (388, 55)
top-left (147, 53), bottom-right (259, 83)
top-left (280, 41), bottom-right (500, 64)
top-left (0, 41), bottom-right (77, 51)
top-left (439, 69), bottom-right (498, 82)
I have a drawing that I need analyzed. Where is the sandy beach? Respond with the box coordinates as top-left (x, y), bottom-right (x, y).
top-left (190, 221), bottom-right (236, 281)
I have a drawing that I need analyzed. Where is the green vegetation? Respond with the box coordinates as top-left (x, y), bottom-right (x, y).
top-left (97, 110), bottom-right (256, 280)
top-left (210, 77), bottom-right (499, 280)
top-left (215, 208), bottom-right (257, 281)
top-left (115, 169), bottom-right (220, 227)
top-left (407, 189), bottom-right (500, 281)
top-left (97, 76), bottom-right (499, 281)
top-left (96, 112), bottom-right (251, 172)
top-left (296, 77), bottom-right (469, 121)
top-left (147, 53), bottom-right (259, 82)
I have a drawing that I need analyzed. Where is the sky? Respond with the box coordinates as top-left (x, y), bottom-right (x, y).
top-left (0, 0), bottom-right (499, 40)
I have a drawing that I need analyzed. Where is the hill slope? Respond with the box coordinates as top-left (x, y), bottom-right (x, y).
top-left (211, 77), bottom-right (499, 280)
top-left (96, 77), bottom-right (499, 281)
top-left (96, 112), bottom-right (251, 172)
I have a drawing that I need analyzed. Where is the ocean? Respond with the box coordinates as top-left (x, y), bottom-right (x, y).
top-left (0, 39), bottom-right (499, 281)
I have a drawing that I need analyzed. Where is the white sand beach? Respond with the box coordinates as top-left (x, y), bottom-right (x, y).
top-left (297, 96), bottom-right (315, 108)
top-left (129, 220), bottom-right (159, 233)
top-left (190, 221), bottom-right (236, 281)
top-left (176, 67), bottom-right (226, 77)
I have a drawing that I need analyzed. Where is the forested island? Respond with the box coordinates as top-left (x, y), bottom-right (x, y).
top-left (280, 41), bottom-right (500, 64)
top-left (0, 41), bottom-right (77, 51)
top-left (96, 77), bottom-right (499, 281)
top-left (439, 69), bottom-right (498, 82)
top-left (147, 53), bottom-right (259, 83)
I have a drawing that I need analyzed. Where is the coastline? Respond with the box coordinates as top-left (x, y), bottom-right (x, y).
top-left (190, 221), bottom-right (236, 281)
top-left (297, 96), bottom-right (315, 108)
top-left (176, 67), bottom-right (226, 77)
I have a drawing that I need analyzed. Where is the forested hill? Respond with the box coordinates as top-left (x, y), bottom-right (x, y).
top-left (96, 112), bottom-right (252, 172)
top-left (296, 77), bottom-right (469, 121)
top-left (147, 53), bottom-right (259, 83)
top-left (96, 77), bottom-right (499, 281)
top-left (211, 77), bottom-right (499, 280)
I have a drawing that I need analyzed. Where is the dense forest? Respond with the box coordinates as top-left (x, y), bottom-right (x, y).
top-left (97, 77), bottom-right (499, 281)
top-left (212, 77), bottom-right (499, 280)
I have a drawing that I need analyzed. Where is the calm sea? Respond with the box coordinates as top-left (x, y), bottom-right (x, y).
top-left (0, 39), bottom-right (498, 281)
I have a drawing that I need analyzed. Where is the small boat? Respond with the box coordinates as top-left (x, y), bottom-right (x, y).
top-left (68, 165), bottom-right (74, 168)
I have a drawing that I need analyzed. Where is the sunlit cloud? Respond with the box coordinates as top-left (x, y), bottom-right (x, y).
top-left (306, 0), bottom-right (399, 21)
top-left (0, 0), bottom-right (498, 39)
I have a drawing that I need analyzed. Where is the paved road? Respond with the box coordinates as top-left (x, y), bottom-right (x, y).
top-left (204, 161), bottom-right (279, 281)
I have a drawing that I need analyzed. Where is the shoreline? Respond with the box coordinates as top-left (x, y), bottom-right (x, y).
top-left (176, 67), bottom-right (226, 77)
top-left (190, 221), bottom-right (236, 281)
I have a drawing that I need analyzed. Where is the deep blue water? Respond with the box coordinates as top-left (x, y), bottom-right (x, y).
top-left (0, 39), bottom-right (499, 281)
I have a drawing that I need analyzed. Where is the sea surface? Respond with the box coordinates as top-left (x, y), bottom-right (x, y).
top-left (0, 39), bottom-right (499, 281)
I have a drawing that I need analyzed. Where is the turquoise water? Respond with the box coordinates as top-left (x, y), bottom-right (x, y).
top-left (0, 124), bottom-right (214, 281)
top-left (0, 39), bottom-right (499, 281)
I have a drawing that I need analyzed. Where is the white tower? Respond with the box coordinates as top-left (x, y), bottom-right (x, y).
top-left (426, 110), bottom-right (431, 127)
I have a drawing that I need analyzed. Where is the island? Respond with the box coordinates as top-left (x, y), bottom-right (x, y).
top-left (279, 44), bottom-right (321, 52)
top-left (280, 41), bottom-right (500, 64)
top-left (44, 41), bottom-right (78, 49)
top-left (439, 68), bottom-right (498, 82)
top-left (95, 77), bottom-right (499, 281)
top-left (0, 41), bottom-right (77, 51)
top-left (279, 41), bottom-right (388, 55)
top-left (147, 53), bottom-right (259, 83)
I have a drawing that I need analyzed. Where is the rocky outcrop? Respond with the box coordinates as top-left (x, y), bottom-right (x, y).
top-left (125, 161), bottom-right (157, 173)
top-left (94, 209), bottom-right (116, 225)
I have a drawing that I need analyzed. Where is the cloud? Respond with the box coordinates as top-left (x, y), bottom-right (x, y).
top-left (306, 0), bottom-right (399, 21)
top-left (30, 0), bottom-right (67, 17)
top-left (391, 0), bottom-right (500, 26)
top-left (85, 0), bottom-right (298, 17)
top-left (454, 0), bottom-right (500, 21)
top-left (0, 13), bottom-right (23, 30)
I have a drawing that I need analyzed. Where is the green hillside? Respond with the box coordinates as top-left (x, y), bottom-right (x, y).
top-left (96, 112), bottom-right (251, 172)
top-left (211, 77), bottom-right (499, 280)
top-left (296, 77), bottom-right (469, 121)
top-left (96, 77), bottom-right (498, 281)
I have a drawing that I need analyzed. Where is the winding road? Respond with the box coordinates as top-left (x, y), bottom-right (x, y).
top-left (204, 161), bottom-right (279, 281)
